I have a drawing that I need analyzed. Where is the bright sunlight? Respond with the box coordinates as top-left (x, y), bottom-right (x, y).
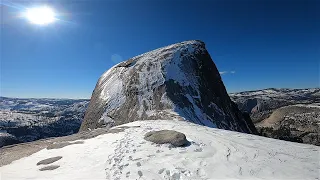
top-left (24, 6), bottom-right (56, 25)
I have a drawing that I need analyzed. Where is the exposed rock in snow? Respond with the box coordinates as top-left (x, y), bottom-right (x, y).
top-left (144, 130), bottom-right (188, 147)
top-left (36, 156), bottom-right (62, 166)
top-left (39, 165), bottom-right (60, 171)
top-left (0, 120), bottom-right (318, 180)
top-left (81, 40), bottom-right (257, 134)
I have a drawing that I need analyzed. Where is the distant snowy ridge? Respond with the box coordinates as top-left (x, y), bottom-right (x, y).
top-left (229, 88), bottom-right (319, 119)
top-left (230, 88), bottom-right (319, 100)
top-left (81, 40), bottom-right (256, 134)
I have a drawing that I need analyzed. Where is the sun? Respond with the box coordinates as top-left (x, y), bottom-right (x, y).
top-left (24, 6), bottom-right (56, 25)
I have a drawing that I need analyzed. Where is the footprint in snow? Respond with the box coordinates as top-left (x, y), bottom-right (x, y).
top-left (164, 154), bottom-right (174, 157)
top-left (114, 157), bottom-right (120, 162)
top-left (200, 160), bottom-right (207, 166)
top-left (171, 172), bottom-right (181, 180)
top-left (158, 168), bottom-right (166, 174)
top-left (133, 158), bottom-right (142, 161)
top-left (184, 170), bottom-right (192, 177)
top-left (138, 170), bottom-right (143, 177)
top-left (136, 162), bottom-right (141, 167)
top-left (178, 168), bottom-right (191, 177)
top-left (196, 168), bottom-right (206, 177)
top-left (166, 170), bottom-right (171, 176)
top-left (179, 151), bottom-right (187, 154)
top-left (126, 172), bottom-right (130, 178)
top-left (147, 154), bottom-right (156, 158)
top-left (119, 163), bottom-right (129, 170)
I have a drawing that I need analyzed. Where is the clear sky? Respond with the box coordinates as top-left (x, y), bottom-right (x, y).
top-left (1, 0), bottom-right (319, 99)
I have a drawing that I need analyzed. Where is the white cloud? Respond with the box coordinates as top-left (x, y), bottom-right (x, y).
top-left (219, 71), bottom-right (236, 75)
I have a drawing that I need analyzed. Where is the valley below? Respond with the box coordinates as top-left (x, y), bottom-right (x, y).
top-left (0, 97), bottom-right (89, 147)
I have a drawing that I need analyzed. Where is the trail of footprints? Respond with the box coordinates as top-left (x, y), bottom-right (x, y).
top-left (105, 129), bottom-right (208, 180)
top-left (35, 130), bottom-right (207, 179)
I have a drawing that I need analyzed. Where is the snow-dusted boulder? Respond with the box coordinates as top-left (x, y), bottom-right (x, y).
top-left (144, 130), bottom-right (188, 147)
top-left (80, 40), bottom-right (256, 134)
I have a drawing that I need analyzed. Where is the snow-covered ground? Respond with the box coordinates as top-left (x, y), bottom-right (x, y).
top-left (1, 120), bottom-right (318, 180)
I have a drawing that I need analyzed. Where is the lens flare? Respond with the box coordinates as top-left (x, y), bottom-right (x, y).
top-left (24, 6), bottom-right (56, 25)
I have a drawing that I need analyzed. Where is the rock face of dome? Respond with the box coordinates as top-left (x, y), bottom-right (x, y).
top-left (80, 40), bottom-right (257, 134)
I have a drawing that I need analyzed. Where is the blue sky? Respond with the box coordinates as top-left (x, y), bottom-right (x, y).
top-left (1, 0), bottom-right (319, 99)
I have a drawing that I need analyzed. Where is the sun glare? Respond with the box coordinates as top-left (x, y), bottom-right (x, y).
top-left (24, 6), bottom-right (56, 25)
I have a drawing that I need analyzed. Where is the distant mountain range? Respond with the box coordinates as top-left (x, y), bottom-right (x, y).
top-left (1, 87), bottom-right (319, 147)
top-left (230, 88), bottom-right (319, 117)
top-left (0, 97), bottom-right (89, 147)
top-left (230, 88), bottom-right (320, 145)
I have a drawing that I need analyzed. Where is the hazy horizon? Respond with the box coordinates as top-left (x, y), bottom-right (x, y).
top-left (1, 86), bottom-right (319, 100)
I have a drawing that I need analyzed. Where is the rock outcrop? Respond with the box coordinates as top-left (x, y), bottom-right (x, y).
top-left (80, 40), bottom-right (257, 134)
top-left (256, 104), bottom-right (320, 146)
top-left (230, 88), bottom-right (320, 123)
top-left (144, 130), bottom-right (188, 147)
top-left (230, 88), bottom-right (320, 145)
